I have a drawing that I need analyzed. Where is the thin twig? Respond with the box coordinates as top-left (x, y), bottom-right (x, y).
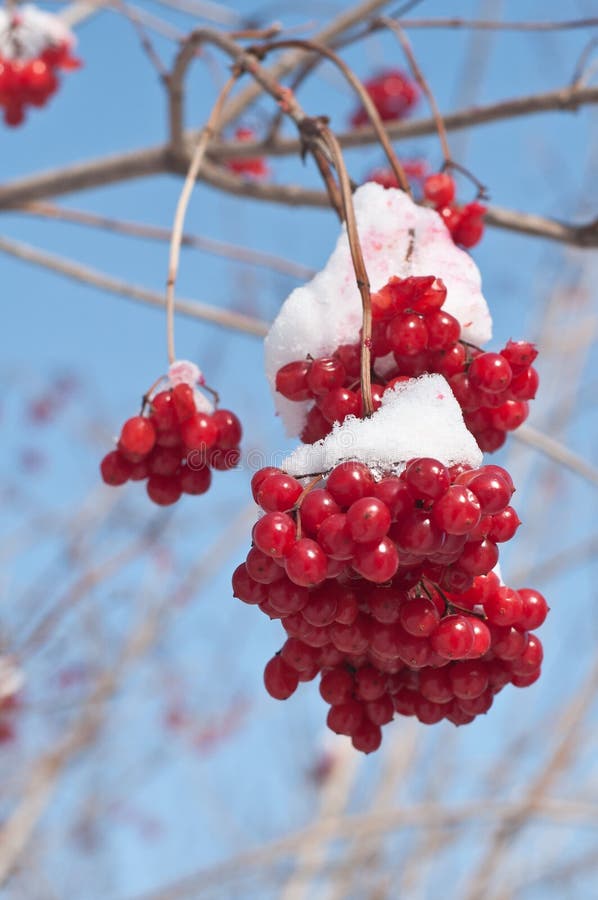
top-left (166, 75), bottom-right (238, 364)
top-left (17, 202), bottom-right (315, 280)
top-left (257, 37), bottom-right (411, 193)
top-left (376, 16), bottom-right (451, 163)
top-left (0, 235), bottom-right (269, 336)
top-left (513, 424), bottom-right (598, 490)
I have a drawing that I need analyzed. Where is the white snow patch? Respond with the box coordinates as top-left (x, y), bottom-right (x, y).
top-left (0, 6), bottom-right (75, 59)
top-left (283, 374), bottom-right (482, 478)
top-left (265, 183), bottom-right (492, 436)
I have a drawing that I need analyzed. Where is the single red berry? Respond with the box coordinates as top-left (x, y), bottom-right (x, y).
top-left (253, 512), bottom-right (296, 558)
top-left (257, 472), bottom-right (303, 512)
top-left (469, 353), bottom-right (513, 394)
top-left (432, 485), bottom-right (481, 535)
top-left (180, 412), bottom-right (219, 451)
top-left (318, 513), bottom-right (356, 559)
top-left (231, 564), bottom-right (267, 605)
top-left (212, 409), bottom-right (242, 448)
top-left (319, 667), bottom-right (354, 705)
top-left (146, 474), bottom-right (182, 506)
top-left (404, 457), bottom-right (450, 501)
top-left (275, 360), bottom-right (312, 401)
top-left (351, 719), bottom-right (382, 753)
top-left (352, 538), bottom-right (399, 583)
top-left (299, 490), bottom-right (340, 536)
top-left (327, 700), bottom-right (364, 736)
top-left (285, 538), bottom-right (328, 587)
top-left (517, 588), bottom-right (549, 631)
top-left (326, 461), bottom-right (376, 507)
top-left (180, 463), bottom-right (212, 494)
top-left (318, 387), bottom-right (360, 425)
top-left (307, 357), bottom-right (346, 395)
top-left (120, 416), bottom-right (156, 458)
top-left (423, 172), bottom-right (455, 207)
top-left (399, 597), bottom-right (440, 636)
top-left (347, 497), bottom-right (392, 543)
top-left (100, 451), bottom-right (132, 486)
top-left (264, 655), bottom-right (299, 700)
top-left (430, 615), bottom-right (475, 659)
top-left (172, 383), bottom-right (196, 422)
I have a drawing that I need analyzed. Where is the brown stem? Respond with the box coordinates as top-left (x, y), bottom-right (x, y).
top-left (257, 37), bottom-right (411, 194)
top-left (376, 16), bottom-right (451, 165)
top-left (293, 474), bottom-right (325, 538)
top-left (166, 75), bottom-right (238, 365)
top-left (320, 130), bottom-right (374, 417)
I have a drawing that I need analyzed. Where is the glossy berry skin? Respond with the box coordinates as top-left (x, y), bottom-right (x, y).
top-left (352, 538), bottom-right (399, 583)
top-left (146, 474), bottom-right (182, 506)
top-left (180, 413), bottom-right (219, 451)
top-left (276, 360), bottom-right (312, 401)
top-left (469, 353), bottom-right (513, 394)
top-left (430, 615), bottom-right (475, 659)
top-left (253, 512), bottom-right (296, 559)
top-left (264, 656), bottom-right (299, 700)
top-left (258, 472), bottom-right (303, 512)
top-left (212, 409), bottom-right (242, 448)
top-left (100, 451), bottom-right (132, 486)
top-left (346, 497), bottom-right (392, 543)
top-left (432, 486), bottom-right (481, 534)
top-left (327, 462), bottom-right (376, 506)
top-left (285, 539), bottom-right (328, 587)
top-left (517, 588), bottom-right (549, 630)
top-left (423, 173), bottom-right (455, 207)
top-left (404, 458), bottom-right (450, 501)
top-left (119, 416), bottom-right (156, 457)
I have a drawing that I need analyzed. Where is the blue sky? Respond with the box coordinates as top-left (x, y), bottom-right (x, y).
top-left (1, 1), bottom-right (598, 897)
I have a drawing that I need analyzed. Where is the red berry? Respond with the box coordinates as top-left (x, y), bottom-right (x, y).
top-left (264, 656), bottom-right (299, 700)
top-left (212, 409), bottom-right (242, 448)
top-left (352, 719), bottom-right (382, 753)
top-left (432, 485), bottom-right (481, 535)
top-left (320, 668), bottom-right (354, 705)
top-left (430, 615), bottom-right (475, 659)
top-left (258, 472), bottom-right (302, 512)
top-left (146, 474), bottom-right (182, 506)
top-left (180, 464), bottom-right (212, 495)
top-left (517, 588), bottom-right (549, 631)
top-left (327, 461), bottom-right (376, 506)
top-left (100, 450), bottom-right (132, 486)
top-left (180, 412), bottom-right (218, 451)
top-left (424, 172), bottom-right (455, 207)
top-left (352, 538), bottom-right (399, 583)
top-left (299, 490), bottom-right (340, 536)
top-left (253, 512), bottom-right (296, 558)
top-left (285, 539), bottom-right (328, 587)
top-left (275, 360), bottom-right (312, 400)
top-left (120, 416), bottom-right (156, 457)
top-left (347, 497), bottom-right (391, 543)
top-left (399, 597), bottom-right (440, 636)
top-left (307, 357), bottom-right (346, 395)
top-left (469, 353), bottom-right (513, 394)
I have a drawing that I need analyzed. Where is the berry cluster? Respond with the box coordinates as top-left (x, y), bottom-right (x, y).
top-left (423, 172), bottom-right (486, 249)
top-left (100, 363), bottom-right (242, 506)
top-left (225, 126), bottom-right (269, 180)
top-left (275, 275), bottom-right (538, 453)
top-left (351, 68), bottom-right (418, 128)
top-left (0, 8), bottom-right (80, 126)
top-left (233, 458), bottom-right (547, 751)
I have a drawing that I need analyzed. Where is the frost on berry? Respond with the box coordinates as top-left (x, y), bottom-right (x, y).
top-left (0, 6), bottom-right (80, 126)
top-left (100, 361), bottom-right (242, 506)
top-left (265, 184), bottom-right (492, 438)
top-left (234, 435), bottom-right (547, 753)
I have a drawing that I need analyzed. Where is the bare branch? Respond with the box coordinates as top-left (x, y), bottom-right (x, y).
top-left (513, 424), bottom-right (598, 489)
top-left (398, 16), bottom-right (598, 32)
top-left (0, 235), bottom-right (269, 337)
top-left (18, 202), bottom-right (315, 279)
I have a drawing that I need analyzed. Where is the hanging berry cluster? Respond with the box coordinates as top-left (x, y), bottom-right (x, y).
top-left (100, 362), bottom-right (242, 506)
top-left (422, 172), bottom-right (487, 249)
top-left (234, 456), bottom-right (546, 752)
top-left (350, 67), bottom-right (418, 128)
top-left (0, 5), bottom-right (80, 126)
top-left (275, 274), bottom-right (537, 453)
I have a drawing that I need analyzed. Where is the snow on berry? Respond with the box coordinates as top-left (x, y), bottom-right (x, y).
top-left (0, 5), bottom-right (80, 127)
top-left (234, 450), bottom-right (547, 753)
top-left (282, 374), bottom-right (482, 479)
top-left (265, 183), bottom-right (492, 436)
top-left (100, 361), bottom-right (242, 506)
